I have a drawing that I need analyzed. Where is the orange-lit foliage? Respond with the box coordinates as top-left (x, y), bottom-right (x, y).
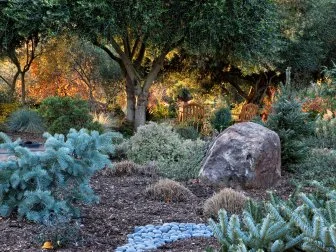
top-left (302, 97), bottom-right (326, 114)
top-left (27, 36), bottom-right (106, 103)
top-left (261, 86), bottom-right (277, 121)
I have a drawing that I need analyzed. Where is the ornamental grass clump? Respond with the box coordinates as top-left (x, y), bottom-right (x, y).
top-left (6, 109), bottom-right (45, 133)
top-left (0, 129), bottom-right (118, 223)
top-left (113, 160), bottom-right (142, 176)
top-left (146, 179), bottom-right (195, 203)
top-left (203, 188), bottom-right (248, 218)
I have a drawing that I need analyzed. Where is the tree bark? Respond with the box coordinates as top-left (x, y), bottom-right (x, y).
top-left (20, 72), bottom-right (26, 104)
top-left (125, 74), bottom-right (135, 122)
top-left (134, 92), bottom-right (148, 129)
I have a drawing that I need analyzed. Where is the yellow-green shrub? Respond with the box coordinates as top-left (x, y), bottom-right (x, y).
top-left (0, 103), bottom-right (20, 123)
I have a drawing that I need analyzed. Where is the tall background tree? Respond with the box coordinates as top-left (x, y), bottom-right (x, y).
top-left (61, 0), bottom-right (284, 128)
top-left (0, 0), bottom-right (64, 104)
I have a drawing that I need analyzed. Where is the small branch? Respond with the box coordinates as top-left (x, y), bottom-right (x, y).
top-left (93, 40), bottom-right (122, 64)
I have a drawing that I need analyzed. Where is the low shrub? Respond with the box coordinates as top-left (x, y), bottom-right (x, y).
top-left (147, 103), bottom-right (169, 121)
top-left (292, 148), bottom-right (336, 188)
top-left (203, 188), bottom-right (248, 218)
top-left (210, 107), bottom-right (232, 132)
top-left (146, 179), bottom-right (194, 202)
top-left (175, 125), bottom-right (200, 140)
top-left (159, 138), bottom-right (206, 180)
top-left (39, 96), bottom-right (103, 134)
top-left (36, 216), bottom-right (82, 249)
top-left (116, 119), bottom-right (134, 138)
top-left (91, 112), bottom-right (113, 131)
top-left (126, 122), bottom-right (206, 180)
top-left (6, 109), bottom-right (45, 133)
top-left (0, 129), bottom-right (117, 223)
top-left (0, 103), bottom-right (19, 123)
top-left (313, 115), bottom-right (336, 149)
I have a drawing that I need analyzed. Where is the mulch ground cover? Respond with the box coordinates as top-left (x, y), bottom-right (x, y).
top-left (0, 132), bottom-right (294, 251)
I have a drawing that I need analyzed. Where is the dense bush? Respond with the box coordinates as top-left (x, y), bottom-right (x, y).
top-left (177, 87), bottom-right (192, 102)
top-left (0, 129), bottom-right (117, 223)
top-left (126, 122), bottom-right (206, 180)
top-left (175, 125), bottom-right (200, 140)
top-left (6, 109), bottom-right (45, 133)
top-left (210, 107), bottom-right (232, 132)
top-left (264, 84), bottom-right (313, 170)
top-left (208, 182), bottom-right (336, 252)
top-left (313, 115), bottom-right (336, 149)
top-left (292, 149), bottom-right (336, 188)
top-left (91, 112), bottom-right (113, 131)
top-left (0, 103), bottom-right (19, 123)
top-left (39, 96), bottom-right (103, 134)
top-left (147, 103), bottom-right (169, 121)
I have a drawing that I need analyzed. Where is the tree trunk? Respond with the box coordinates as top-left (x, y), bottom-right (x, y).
top-left (125, 74), bottom-right (136, 122)
top-left (20, 72), bottom-right (26, 105)
top-left (134, 92), bottom-right (148, 129)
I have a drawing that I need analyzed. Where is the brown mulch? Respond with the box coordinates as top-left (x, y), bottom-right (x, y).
top-left (0, 132), bottom-right (295, 252)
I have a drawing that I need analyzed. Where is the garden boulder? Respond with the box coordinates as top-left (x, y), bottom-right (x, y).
top-left (199, 122), bottom-right (281, 188)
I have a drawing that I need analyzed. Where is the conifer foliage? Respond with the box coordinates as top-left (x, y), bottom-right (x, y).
top-left (209, 181), bottom-right (336, 252)
top-left (265, 84), bottom-right (313, 169)
top-left (0, 129), bottom-right (117, 223)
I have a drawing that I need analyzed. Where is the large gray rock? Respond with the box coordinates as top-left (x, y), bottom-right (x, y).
top-left (199, 122), bottom-right (281, 188)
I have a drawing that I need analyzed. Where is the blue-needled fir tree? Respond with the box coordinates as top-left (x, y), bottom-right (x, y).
top-left (265, 84), bottom-right (313, 170)
top-left (0, 129), bottom-right (120, 223)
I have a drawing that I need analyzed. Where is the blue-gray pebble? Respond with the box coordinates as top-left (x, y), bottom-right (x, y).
top-left (115, 222), bottom-right (213, 252)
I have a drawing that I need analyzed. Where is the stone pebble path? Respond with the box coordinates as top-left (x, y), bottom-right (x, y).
top-left (115, 222), bottom-right (214, 252)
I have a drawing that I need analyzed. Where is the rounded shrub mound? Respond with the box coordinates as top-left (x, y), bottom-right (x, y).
top-left (126, 122), bottom-right (206, 180)
top-left (146, 179), bottom-right (195, 202)
top-left (203, 188), bottom-right (248, 218)
top-left (39, 96), bottom-right (103, 134)
top-left (127, 122), bottom-right (182, 164)
top-left (210, 107), bottom-right (232, 132)
top-left (6, 109), bottom-right (45, 133)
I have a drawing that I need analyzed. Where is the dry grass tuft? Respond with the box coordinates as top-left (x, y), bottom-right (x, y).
top-left (113, 160), bottom-right (141, 176)
top-left (146, 179), bottom-right (195, 203)
top-left (203, 188), bottom-right (248, 218)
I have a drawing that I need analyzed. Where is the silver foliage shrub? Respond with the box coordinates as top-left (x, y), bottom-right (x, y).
top-left (126, 122), bottom-right (206, 180)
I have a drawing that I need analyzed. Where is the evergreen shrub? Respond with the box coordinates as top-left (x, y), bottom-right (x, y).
top-left (210, 107), bottom-right (232, 132)
top-left (292, 149), bottom-right (336, 188)
top-left (6, 109), bottom-right (45, 133)
top-left (208, 182), bottom-right (336, 251)
top-left (314, 115), bottom-right (336, 149)
top-left (264, 84), bottom-right (313, 170)
top-left (175, 125), bottom-right (200, 140)
top-left (39, 96), bottom-right (103, 134)
top-left (126, 122), bottom-right (206, 180)
top-left (0, 103), bottom-right (19, 123)
top-left (0, 129), bottom-right (117, 223)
